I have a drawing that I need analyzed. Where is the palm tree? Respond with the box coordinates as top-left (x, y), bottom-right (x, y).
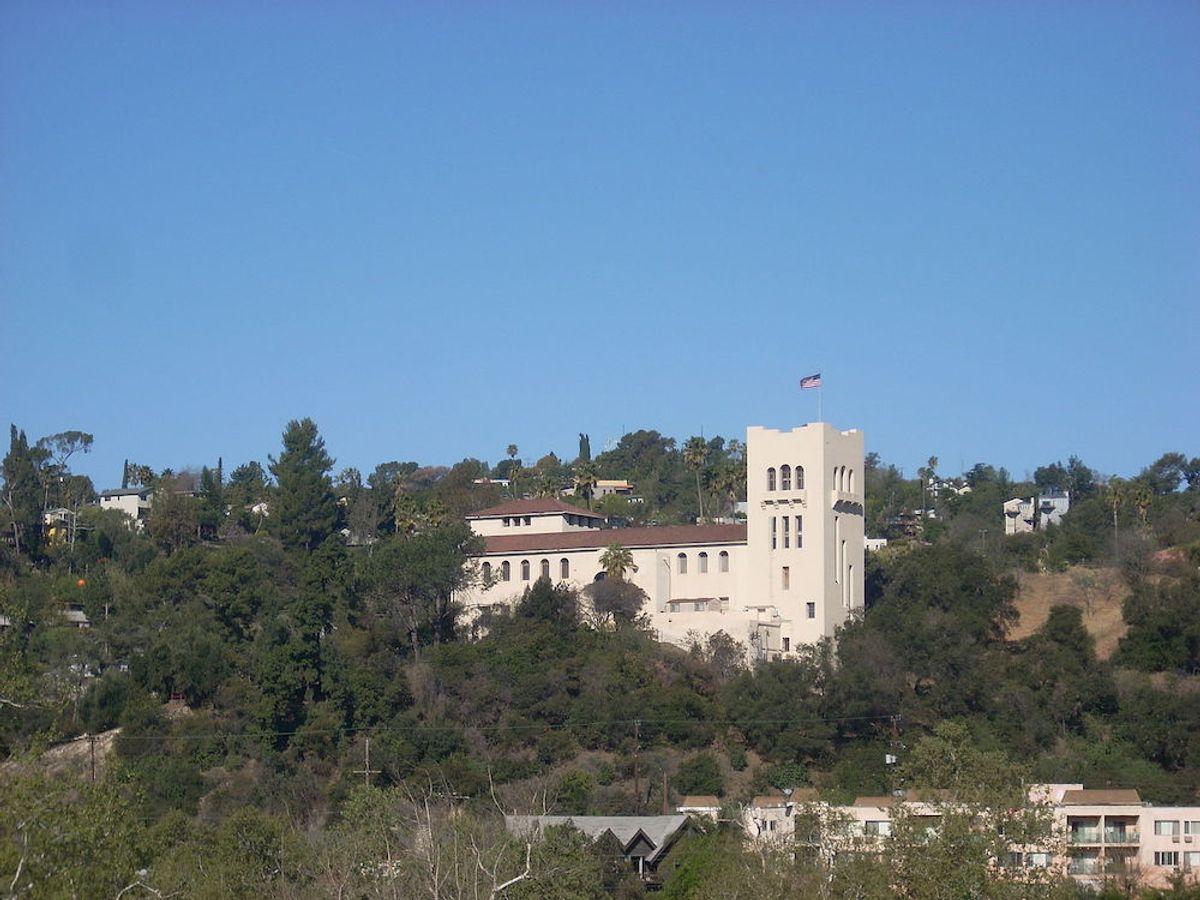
top-left (1107, 477), bottom-right (1125, 553)
top-left (711, 461), bottom-right (745, 518)
top-left (573, 460), bottom-right (599, 510)
top-left (683, 436), bottom-right (709, 522)
top-left (600, 543), bottom-right (637, 580)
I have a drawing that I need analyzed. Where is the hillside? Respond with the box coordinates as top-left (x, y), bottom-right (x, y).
top-left (1008, 565), bottom-right (1128, 659)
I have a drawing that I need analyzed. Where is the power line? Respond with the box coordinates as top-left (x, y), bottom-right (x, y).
top-left (65, 712), bottom-right (904, 743)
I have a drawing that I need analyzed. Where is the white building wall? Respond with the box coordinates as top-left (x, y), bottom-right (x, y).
top-left (460, 421), bottom-right (864, 657)
top-left (746, 423), bottom-right (865, 649)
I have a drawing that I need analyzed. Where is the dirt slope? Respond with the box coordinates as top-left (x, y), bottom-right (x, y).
top-left (1008, 566), bottom-right (1128, 659)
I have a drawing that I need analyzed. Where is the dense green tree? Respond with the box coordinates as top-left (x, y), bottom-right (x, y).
top-left (364, 523), bottom-right (481, 655)
top-left (1117, 572), bottom-right (1200, 673)
top-left (2, 424), bottom-right (43, 557)
top-left (269, 418), bottom-right (338, 552)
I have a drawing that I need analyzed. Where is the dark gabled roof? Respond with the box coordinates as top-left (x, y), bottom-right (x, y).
top-left (482, 523), bottom-right (747, 555)
top-left (99, 488), bottom-right (151, 498)
top-left (467, 498), bottom-right (604, 520)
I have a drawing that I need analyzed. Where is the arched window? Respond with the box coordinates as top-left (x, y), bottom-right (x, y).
top-left (840, 466), bottom-right (847, 492)
top-left (560, 558), bottom-right (570, 579)
top-left (780, 465), bottom-right (792, 491)
top-left (521, 560), bottom-right (530, 580)
top-left (848, 469), bottom-right (854, 493)
top-left (540, 559), bottom-right (550, 579)
top-left (795, 466), bottom-right (805, 489)
top-left (677, 553), bottom-right (688, 574)
top-left (719, 550), bottom-right (729, 572)
top-left (767, 467), bottom-right (777, 491)
top-left (698, 551), bottom-right (708, 573)
top-left (833, 467), bottom-right (840, 490)
top-left (501, 561), bottom-right (511, 581)
top-left (482, 562), bottom-right (492, 580)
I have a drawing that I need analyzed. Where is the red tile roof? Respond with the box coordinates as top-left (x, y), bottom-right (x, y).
top-left (467, 498), bottom-right (604, 520)
top-left (481, 523), bottom-right (747, 555)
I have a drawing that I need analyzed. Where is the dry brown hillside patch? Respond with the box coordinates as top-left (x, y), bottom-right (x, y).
top-left (1009, 566), bottom-right (1129, 659)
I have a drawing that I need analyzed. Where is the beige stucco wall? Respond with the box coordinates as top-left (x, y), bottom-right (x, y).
top-left (745, 423), bottom-right (865, 649)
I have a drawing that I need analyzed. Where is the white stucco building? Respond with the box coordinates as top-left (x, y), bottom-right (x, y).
top-left (98, 487), bottom-right (153, 526)
top-left (457, 422), bottom-right (865, 656)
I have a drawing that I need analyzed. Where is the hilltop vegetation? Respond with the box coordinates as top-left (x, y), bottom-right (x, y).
top-left (1, 418), bottom-right (1198, 896)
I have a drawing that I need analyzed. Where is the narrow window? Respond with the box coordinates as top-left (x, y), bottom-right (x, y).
top-left (782, 566), bottom-right (790, 590)
top-left (698, 551), bottom-right (708, 573)
top-left (782, 637), bottom-right (790, 652)
top-left (678, 553), bottom-right (688, 574)
top-left (840, 466), bottom-right (846, 492)
top-left (560, 558), bottom-right (570, 579)
top-left (540, 559), bottom-right (550, 579)
top-left (806, 601), bottom-right (816, 619)
top-left (782, 516), bottom-right (790, 548)
top-left (848, 469), bottom-right (855, 493)
top-left (796, 516), bottom-right (803, 548)
top-left (521, 560), bottom-right (530, 581)
top-left (719, 551), bottom-right (729, 572)
top-left (501, 561), bottom-right (511, 581)
top-left (780, 465), bottom-right (791, 491)
top-left (767, 467), bottom-right (777, 491)
top-left (771, 517), bottom-right (777, 549)
top-left (482, 562), bottom-right (492, 580)
top-left (795, 466), bottom-right (805, 489)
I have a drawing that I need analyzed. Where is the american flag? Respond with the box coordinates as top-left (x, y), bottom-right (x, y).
top-left (799, 373), bottom-right (822, 390)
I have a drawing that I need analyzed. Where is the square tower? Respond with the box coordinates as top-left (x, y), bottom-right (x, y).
top-left (745, 423), bottom-right (865, 648)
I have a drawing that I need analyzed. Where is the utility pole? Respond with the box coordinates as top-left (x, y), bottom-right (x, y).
top-left (632, 720), bottom-right (641, 814)
top-left (354, 736), bottom-right (380, 788)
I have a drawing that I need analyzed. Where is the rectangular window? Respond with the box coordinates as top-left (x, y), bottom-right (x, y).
top-left (795, 516), bottom-right (803, 549)
top-left (1156, 821), bottom-right (1180, 836)
top-left (694, 601), bottom-right (707, 612)
top-left (719, 597), bottom-right (729, 611)
top-left (782, 516), bottom-right (790, 548)
top-left (806, 601), bottom-right (816, 619)
top-left (782, 637), bottom-right (790, 652)
top-left (864, 821), bottom-right (891, 837)
top-left (1184, 852), bottom-right (1200, 869)
top-left (781, 566), bottom-right (790, 590)
top-left (503, 517), bottom-right (510, 527)
top-left (770, 517), bottom-right (777, 549)
top-left (1185, 821), bottom-right (1200, 835)
top-left (1154, 852), bottom-right (1179, 868)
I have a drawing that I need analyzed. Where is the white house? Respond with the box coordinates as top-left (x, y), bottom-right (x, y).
top-left (98, 488), bottom-right (153, 526)
top-left (457, 422), bottom-right (865, 657)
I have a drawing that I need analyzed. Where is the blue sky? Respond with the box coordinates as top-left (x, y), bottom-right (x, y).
top-left (2, 2), bottom-right (1197, 489)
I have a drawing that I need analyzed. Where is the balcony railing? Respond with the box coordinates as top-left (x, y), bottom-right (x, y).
top-left (1104, 828), bottom-right (1139, 844)
top-left (1070, 830), bottom-right (1101, 844)
top-left (1068, 858), bottom-right (1100, 875)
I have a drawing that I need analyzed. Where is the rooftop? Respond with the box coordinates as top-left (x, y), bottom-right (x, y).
top-left (468, 498), bottom-right (604, 520)
top-left (1060, 789), bottom-right (1142, 805)
top-left (505, 815), bottom-right (688, 864)
top-left (482, 523), bottom-right (747, 555)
